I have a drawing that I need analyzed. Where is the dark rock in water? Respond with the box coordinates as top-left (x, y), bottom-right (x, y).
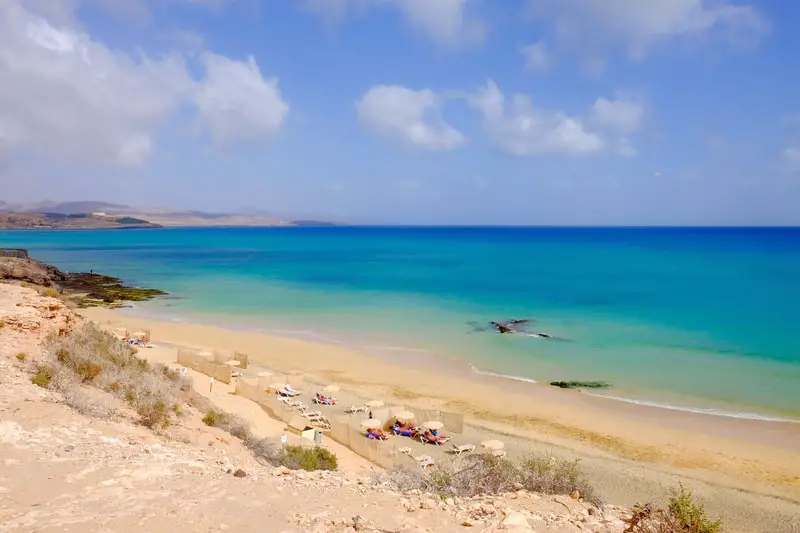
top-left (550, 381), bottom-right (611, 389)
top-left (489, 319), bottom-right (534, 334)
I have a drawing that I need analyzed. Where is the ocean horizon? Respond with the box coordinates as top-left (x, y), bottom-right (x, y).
top-left (3, 226), bottom-right (799, 421)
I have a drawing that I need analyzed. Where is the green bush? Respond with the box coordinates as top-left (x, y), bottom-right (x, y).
top-left (31, 365), bottom-right (54, 388)
top-left (667, 486), bottom-right (722, 533)
top-left (284, 445), bottom-right (338, 471)
top-left (202, 410), bottom-right (251, 440)
top-left (201, 409), bottom-right (339, 472)
top-left (625, 485), bottom-right (722, 533)
top-left (40, 287), bottom-right (59, 298)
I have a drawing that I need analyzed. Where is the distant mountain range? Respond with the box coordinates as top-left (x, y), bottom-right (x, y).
top-left (0, 200), bottom-right (340, 228)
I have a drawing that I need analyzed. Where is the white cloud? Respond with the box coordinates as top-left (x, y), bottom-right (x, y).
top-left (0, 0), bottom-right (288, 167)
top-left (785, 147), bottom-right (800, 172)
top-left (356, 85), bottom-right (465, 150)
top-left (0, 0), bottom-right (192, 167)
top-left (301, 0), bottom-right (483, 47)
top-left (590, 97), bottom-right (644, 133)
top-left (530, 0), bottom-right (768, 64)
top-left (467, 80), bottom-right (605, 156)
top-left (196, 53), bottom-right (289, 145)
top-left (521, 41), bottom-right (551, 71)
top-left (385, 0), bottom-right (483, 47)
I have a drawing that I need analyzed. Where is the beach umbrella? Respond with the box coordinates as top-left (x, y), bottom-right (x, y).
top-left (133, 331), bottom-right (146, 338)
top-left (322, 384), bottom-right (340, 393)
top-left (365, 400), bottom-right (384, 408)
top-left (197, 350), bottom-right (213, 357)
top-left (224, 360), bottom-right (241, 367)
top-left (360, 418), bottom-right (382, 429)
top-left (269, 382), bottom-right (290, 390)
top-left (394, 411), bottom-right (415, 422)
top-left (422, 420), bottom-right (443, 431)
top-left (257, 371), bottom-right (273, 377)
top-left (481, 439), bottom-right (504, 451)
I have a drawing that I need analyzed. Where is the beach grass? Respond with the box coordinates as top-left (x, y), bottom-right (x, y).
top-left (40, 322), bottom-right (182, 429)
top-left (385, 453), bottom-right (600, 505)
top-left (626, 485), bottom-right (722, 533)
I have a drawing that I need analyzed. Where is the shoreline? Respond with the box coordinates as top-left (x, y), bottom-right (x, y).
top-left (124, 300), bottom-right (800, 425)
top-left (80, 306), bottom-right (800, 507)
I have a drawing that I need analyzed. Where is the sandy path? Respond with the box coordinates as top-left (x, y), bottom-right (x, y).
top-left (139, 343), bottom-right (374, 473)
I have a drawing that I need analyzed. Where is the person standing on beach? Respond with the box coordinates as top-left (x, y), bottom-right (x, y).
top-left (209, 376), bottom-right (215, 392)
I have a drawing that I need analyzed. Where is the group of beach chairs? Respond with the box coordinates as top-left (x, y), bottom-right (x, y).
top-left (276, 392), bottom-right (332, 430)
top-left (390, 421), bottom-right (453, 446)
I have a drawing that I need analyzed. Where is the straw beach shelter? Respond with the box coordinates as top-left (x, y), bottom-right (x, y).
top-left (365, 400), bottom-right (384, 408)
top-left (394, 411), bottom-right (415, 422)
top-left (360, 418), bottom-right (382, 430)
top-left (257, 371), bottom-right (273, 377)
top-left (422, 421), bottom-right (443, 431)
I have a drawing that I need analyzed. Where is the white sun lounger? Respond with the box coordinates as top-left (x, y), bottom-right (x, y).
top-left (448, 444), bottom-right (475, 455)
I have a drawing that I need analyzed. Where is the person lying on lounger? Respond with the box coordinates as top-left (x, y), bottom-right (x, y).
top-left (315, 392), bottom-right (336, 405)
top-left (392, 421), bottom-right (418, 437)
top-left (421, 430), bottom-right (449, 444)
top-left (366, 429), bottom-right (388, 440)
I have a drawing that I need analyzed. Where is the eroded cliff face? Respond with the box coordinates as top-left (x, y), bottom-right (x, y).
top-left (0, 284), bottom-right (75, 359)
top-left (0, 257), bottom-right (66, 287)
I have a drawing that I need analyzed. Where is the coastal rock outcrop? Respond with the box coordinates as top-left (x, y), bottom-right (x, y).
top-left (0, 256), bottom-right (65, 287)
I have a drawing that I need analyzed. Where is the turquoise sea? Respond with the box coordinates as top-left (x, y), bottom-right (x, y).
top-left (2, 226), bottom-right (799, 420)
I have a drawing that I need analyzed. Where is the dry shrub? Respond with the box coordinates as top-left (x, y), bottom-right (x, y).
top-left (245, 437), bottom-right (338, 472)
top-left (384, 453), bottom-right (599, 504)
top-left (202, 410), bottom-right (251, 440)
top-left (201, 408), bottom-right (338, 472)
top-left (625, 486), bottom-right (722, 533)
top-left (15, 352), bottom-right (26, 362)
top-left (40, 287), bottom-right (59, 298)
top-left (43, 323), bottom-right (181, 429)
top-left (283, 445), bottom-right (338, 471)
top-left (31, 364), bottom-right (55, 388)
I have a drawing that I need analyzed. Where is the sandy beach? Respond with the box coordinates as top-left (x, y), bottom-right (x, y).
top-left (81, 307), bottom-right (800, 532)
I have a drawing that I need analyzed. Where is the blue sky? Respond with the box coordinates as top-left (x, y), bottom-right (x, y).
top-left (1, 0), bottom-right (799, 224)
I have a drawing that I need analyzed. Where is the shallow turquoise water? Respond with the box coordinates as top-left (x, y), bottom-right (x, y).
top-left (3, 226), bottom-right (799, 418)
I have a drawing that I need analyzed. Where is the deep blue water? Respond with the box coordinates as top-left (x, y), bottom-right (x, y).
top-left (3, 226), bottom-right (799, 418)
